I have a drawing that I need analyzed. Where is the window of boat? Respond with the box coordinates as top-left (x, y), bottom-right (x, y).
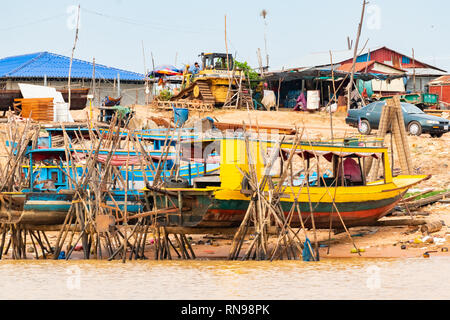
top-left (262, 148), bottom-right (283, 178)
top-left (51, 171), bottom-right (58, 183)
top-left (61, 170), bottom-right (66, 184)
top-left (287, 152), bottom-right (377, 188)
top-left (280, 151), bottom-right (335, 187)
top-left (332, 155), bottom-right (366, 187)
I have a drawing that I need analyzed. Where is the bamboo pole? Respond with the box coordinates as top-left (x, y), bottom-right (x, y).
top-left (68, 5), bottom-right (81, 110)
top-left (347, 0), bottom-right (367, 111)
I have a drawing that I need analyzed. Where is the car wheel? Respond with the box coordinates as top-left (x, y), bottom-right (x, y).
top-left (358, 119), bottom-right (371, 135)
top-left (408, 121), bottom-right (422, 136)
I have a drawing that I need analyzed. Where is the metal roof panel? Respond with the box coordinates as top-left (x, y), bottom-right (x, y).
top-left (0, 52), bottom-right (144, 81)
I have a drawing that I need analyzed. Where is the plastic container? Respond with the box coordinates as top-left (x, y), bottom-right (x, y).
top-left (173, 107), bottom-right (189, 127)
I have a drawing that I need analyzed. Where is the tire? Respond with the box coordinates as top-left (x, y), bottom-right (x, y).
top-left (430, 133), bottom-right (443, 138)
top-left (408, 121), bottom-right (422, 136)
top-left (358, 119), bottom-right (371, 135)
top-left (164, 177), bottom-right (189, 188)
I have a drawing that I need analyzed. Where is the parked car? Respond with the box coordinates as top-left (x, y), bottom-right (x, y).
top-left (345, 101), bottom-right (450, 138)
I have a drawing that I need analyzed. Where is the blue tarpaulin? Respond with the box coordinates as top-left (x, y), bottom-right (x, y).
top-left (302, 237), bottom-right (313, 261)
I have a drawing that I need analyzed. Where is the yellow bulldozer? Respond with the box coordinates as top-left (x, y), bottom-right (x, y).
top-left (170, 53), bottom-right (253, 110)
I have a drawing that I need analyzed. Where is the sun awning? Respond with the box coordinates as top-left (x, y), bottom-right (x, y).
top-left (72, 152), bottom-right (175, 166)
top-left (280, 148), bottom-right (379, 162)
top-left (181, 155), bottom-right (220, 164)
top-left (27, 149), bottom-right (67, 161)
top-left (95, 154), bottom-right (144, 166)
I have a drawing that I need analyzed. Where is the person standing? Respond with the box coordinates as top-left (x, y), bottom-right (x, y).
top-left (192, 62), bottom-right (201, 75)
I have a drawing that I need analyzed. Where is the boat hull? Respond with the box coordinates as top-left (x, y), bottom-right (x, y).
top-left (149, 187), bottom-right (406, 229)
top-left (201, 194), bottom-right (403, 228)
top-left (0, 191), bottom-right (144, 226)
top-left (0, 193), bottom-right (71, 225)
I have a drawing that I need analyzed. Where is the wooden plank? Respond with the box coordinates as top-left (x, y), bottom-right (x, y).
top-left (375, 218), bottom-right (427, 227)
top-left (392, 96), bottom-right (412, 174)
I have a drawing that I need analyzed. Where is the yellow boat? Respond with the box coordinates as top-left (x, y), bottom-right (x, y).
top-left (144, 137), bottom-right (430, 229)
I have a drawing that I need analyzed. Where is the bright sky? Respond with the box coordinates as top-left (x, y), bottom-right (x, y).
top-left (1, 0), bottom-right (449, 73)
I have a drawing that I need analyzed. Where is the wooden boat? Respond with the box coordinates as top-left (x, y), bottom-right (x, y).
top-left (58, 88), bottom-right (90, 110)
top-left (0, 144), bottom-right (219, 225)
top-left (0, 88), bottom-right (89, 112)
top-left (0, 190), bottom-right (142, 226)
top-left (213, 121), bottom-right (296, 135)
top-left (0, 192), bottom-right (70, 225)
top-left (0, 90), bottom-right (22, 113)
top-left (96, 127), bottom-right (199, 150)
top-left (143, 137), bottom-right (430, 229)
top-left (0, 146), bottom-right (148, 225)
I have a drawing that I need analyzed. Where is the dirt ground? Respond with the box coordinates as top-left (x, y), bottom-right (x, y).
top-left (0, 106), bottom-right (448, 260)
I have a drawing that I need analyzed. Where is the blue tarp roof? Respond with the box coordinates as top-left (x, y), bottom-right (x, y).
top-left (0, 52), bottom-right (144, 81)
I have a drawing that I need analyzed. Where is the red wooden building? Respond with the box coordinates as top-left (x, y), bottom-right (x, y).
top-left (428, 76), bottom-right (450, 106)
top-left (339, 46), bottom-right (447, 93)
top-left (339, 46), bottom-right (440, 71)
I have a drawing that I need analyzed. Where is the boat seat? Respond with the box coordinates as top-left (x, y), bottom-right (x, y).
top-left (193, 175), bottom-right (221, 188)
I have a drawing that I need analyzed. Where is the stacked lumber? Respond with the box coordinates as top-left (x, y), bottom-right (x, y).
top-left (399, 190), bottom-right (450, 211)
top-left (16, 98), bottom-right (54, 122)
top-left (365, 95), bottom-right (413, 181)
top-left (150, 100), bottom-right (214, 112)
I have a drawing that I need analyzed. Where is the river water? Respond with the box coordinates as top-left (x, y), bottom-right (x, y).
top-left (0, 257), bottom-right (449, 300)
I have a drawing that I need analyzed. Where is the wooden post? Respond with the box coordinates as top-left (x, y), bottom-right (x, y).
top-left (257, 48), bottom-right (263, 76)
top-left (329, 50), bottom-right (336, 142)
top-left (142, 40), bottom-right (150, 105)
top-left (68, 4), bottom-right (81, 110)
top-left (412, 48), bottom-right (416, 92)
top-left (347, 0), bottom-right (367, 111)
top-left (276, 78), bottom-right (282, 111)
top-left (260, 9), bottom-right (269, 69)
top-left (91, 57), bottom-right (96, 121)
top-left (225, 15), bottom-right (230, 73)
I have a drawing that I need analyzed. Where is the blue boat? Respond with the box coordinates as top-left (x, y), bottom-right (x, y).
top-left (43, 127), bottom-right (199, 150)
top-left (0, 143), bottom-right (220, 225)
top-left (1, 124), bottom-right (219, 225)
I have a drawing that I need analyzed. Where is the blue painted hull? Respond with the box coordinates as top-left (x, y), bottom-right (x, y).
top-left (24, 162), bottom-right (220, 191)
top-left (13, 190), bottom-right (145, 225)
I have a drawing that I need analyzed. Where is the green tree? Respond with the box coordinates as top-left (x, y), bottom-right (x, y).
top-left (234, 60), bottom-right (261, 90)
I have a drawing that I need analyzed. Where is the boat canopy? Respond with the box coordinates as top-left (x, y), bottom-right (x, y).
top-left (26, 149), bottom-right (67, 161)
top-left (72, 152), bottom-right (175, 166)
top-left (280, 148), bottom-right (380, 161)
top-left (181, 140), bottom-right (220, 161)
top-left (181, 155), bottom-right (220, 164)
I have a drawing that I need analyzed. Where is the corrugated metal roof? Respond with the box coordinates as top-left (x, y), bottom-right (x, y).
top-left (287, 47), bottom-right (381, 69)
top-left (285, 46), bottom-right (447, 73)
top-left (403, 68), bottom-right (448, 77)
top-left (0, 52), bottom-right (144, 81)
top-left (338, 61), bottom-right (375, 73)
top-left (428, 75), bottom-right (450, 86)
top-left (338, 61), bottom-right (406, 74)
top-left (263, 66), bottom-right (403, 83)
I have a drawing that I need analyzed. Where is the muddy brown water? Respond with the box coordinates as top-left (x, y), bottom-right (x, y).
top-left (0, 258), bottom-right (449, 299)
